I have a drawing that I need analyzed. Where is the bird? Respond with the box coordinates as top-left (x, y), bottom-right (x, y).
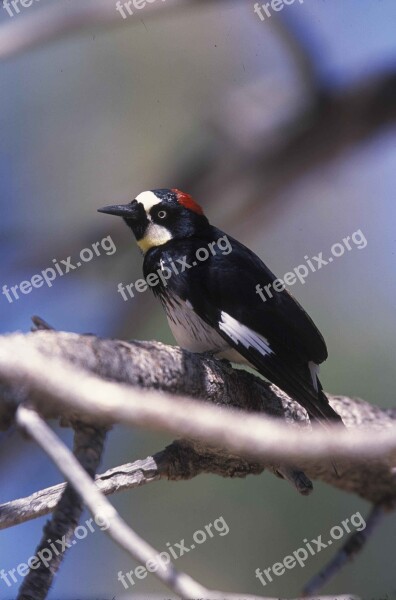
top-left (98, 188), bottom-right (343, 428)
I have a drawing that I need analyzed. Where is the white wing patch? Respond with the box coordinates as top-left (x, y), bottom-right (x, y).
top-left (308, 361), bottom-right (320, 392)
top-left (219, 312), bottom-right (274, 356)
top-left (135, 190), bottom-right (161, 214)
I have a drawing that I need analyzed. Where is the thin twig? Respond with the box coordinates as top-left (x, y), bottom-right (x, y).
top-left (31, 316), bottom-right (54, 332)
top-left (1, 437), bottom-right (314, 531)
top-left (17, 422), bottom-right (107, 600)
top-left (15, 405), bottom-right (210, 599)
top-left (0, 455), bottom-right (163, 530)
top-left (303, 504), bottom-right (387, 595)
top-left (12, 404), bottom-right (353, 600)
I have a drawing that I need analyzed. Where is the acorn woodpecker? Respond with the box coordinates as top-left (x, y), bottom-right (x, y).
top-left (98, 189), bottom-right (343, 426)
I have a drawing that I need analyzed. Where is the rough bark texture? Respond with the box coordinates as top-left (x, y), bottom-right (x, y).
top-left (0, 331), bottom-right (395, 507)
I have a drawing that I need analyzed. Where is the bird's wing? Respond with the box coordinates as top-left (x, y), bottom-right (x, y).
top-left (160, 231), bottom-right (328, 363)
top-left (152, 232), bottom-right (340, 424)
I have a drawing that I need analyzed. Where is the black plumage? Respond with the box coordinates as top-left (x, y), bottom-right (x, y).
top-left (99, 188), bottom-right (343, 427)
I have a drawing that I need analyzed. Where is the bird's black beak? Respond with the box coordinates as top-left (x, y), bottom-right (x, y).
top-left (98, 200), bottom-right (140, 219)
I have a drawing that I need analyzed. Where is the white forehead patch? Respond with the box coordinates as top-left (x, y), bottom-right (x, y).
top-left (135, 191), bottom-right (161, 214)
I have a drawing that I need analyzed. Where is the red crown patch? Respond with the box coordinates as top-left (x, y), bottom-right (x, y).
top-left (172, 189), bottom-right (204, 215)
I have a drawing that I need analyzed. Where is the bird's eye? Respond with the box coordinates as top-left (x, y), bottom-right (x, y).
top-left (157, 210), bottom-right (167, 219)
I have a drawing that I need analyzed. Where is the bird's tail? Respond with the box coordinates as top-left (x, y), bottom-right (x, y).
top-left (279, 364), bottom-right (343, 427)
top-left (310, 379), bottom-right (343, 428)
top-left (285, 373), bottom-right (343, 477)
top-left (307, 382), bottom-right (343, 478)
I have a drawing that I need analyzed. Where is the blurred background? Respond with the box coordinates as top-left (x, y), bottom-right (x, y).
top-left (0, 0), bottom-right (396, 597)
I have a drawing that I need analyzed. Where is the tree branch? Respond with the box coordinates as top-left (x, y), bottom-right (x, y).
top-left (303, 503), bottom-right (387, 595)
top-left (0, 331), bottom-right (395, 507)
top-left (14, 405), bottom-right (361, 600)
top-left (1, 439), bottom-right (315, 531)
top-left (0, 454), bottom-right (164, 530)
top-left (15, 405), bottom-right (248, 600)
top-left (0, 0), bottom-right (234, 61)
top-left (193, 69), bottom-right (396, 232)
top-left (17, 421), bottom-right (107, 600)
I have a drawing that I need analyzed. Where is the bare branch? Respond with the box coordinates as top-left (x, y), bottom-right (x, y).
top-left (1, 327), bottom-right (392, 597)
top-left (15, 405), bottom-right (244, 600)
top-left (0, 454), bottom-right (162, 530)
top-left (303, 504), bottom-right (387, 595)
top-left (0, 331), bottom-right (396, 506)
top-left (0, 0), bottom-right (233, 61)
top-left (194, 70), bottom-right (396, 233)
top-left (1, 437), bottom-right (315, 531)
top-left (17, 422), bottom-right (107, 600)
top-left (13, 405), bottom-right (362, 600)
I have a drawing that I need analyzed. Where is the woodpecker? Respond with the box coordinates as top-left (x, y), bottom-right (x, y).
top-left (98, 189), bottom-right (343, 427)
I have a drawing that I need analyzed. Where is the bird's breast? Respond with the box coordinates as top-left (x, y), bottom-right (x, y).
top-left (161, 293), bottom-right (227, 354)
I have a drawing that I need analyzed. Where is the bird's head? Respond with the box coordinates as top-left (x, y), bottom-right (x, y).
top-left (98, 188), bottom-right (209, 253)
